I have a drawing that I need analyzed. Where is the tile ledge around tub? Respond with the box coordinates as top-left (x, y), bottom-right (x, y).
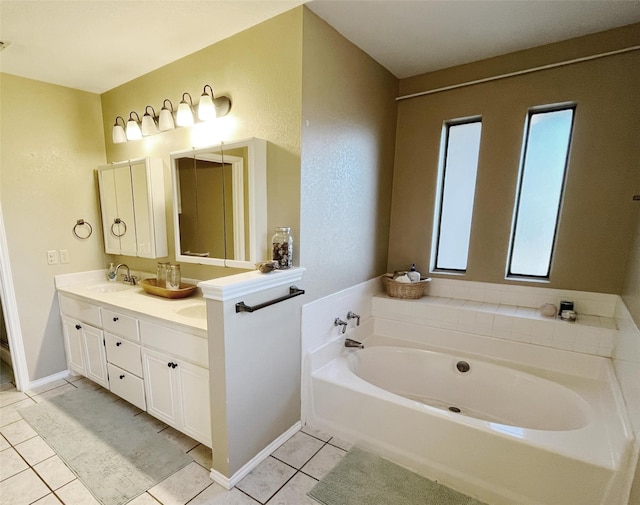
top-left (373, 294), bottom-right (618, 331)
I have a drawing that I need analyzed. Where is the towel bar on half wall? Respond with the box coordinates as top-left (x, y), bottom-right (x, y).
top-left (235, 286), bottom-right (305, 313)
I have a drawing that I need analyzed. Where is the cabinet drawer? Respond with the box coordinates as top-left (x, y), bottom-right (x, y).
top-left (105, 333), bottom-right (143, 376)
top-left (108, 364), bottom-right (146, 410)
top-left (59, 295), bottom-right (101, 327)
top-left (102, 309), bottom-right (139, 341)
top-left (140, 321), bottom-right (208, 368)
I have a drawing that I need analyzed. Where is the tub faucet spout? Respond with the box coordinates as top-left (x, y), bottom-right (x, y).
top-left (344, 338), bottom-right (364, 349)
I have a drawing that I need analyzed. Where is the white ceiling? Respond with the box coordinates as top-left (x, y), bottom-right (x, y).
top-left (1, 0), bottom-right (639, 94)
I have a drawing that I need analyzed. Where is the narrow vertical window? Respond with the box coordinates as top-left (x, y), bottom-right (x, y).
top-left (433, 119), bottom-right (482, 272)
top-left (508, 106), bottom-right (575, 278)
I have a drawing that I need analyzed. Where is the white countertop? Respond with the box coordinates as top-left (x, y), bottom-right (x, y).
top-left (55, 270), bottom-right (207, 333)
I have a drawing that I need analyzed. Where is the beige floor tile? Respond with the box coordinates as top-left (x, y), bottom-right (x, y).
top-left (188, 444), bottom-right (213, 470)
top-left (15, 435), bottom-right (55, 466)
top-left (65, 374), bottom-right (84, 383)
top-left (158, 425), bottom-right (199, 452)
top-left (301, 443), bottom-right (346, 480)
top-left (1, 382), bottom-right (16, 392)
top-left (236, 456), bottom-right (296, 503)
top-left (190, 486), bottom-right (260, 505)
top-left (0, 387), bottom-right (28, 408)
top-left (0, 418), bottom-right (38, 445)
top-left (301, 424), bottom-right (332, 442)
top-left (0, 447), bottom-right (29, 481)
top-left (0, 433), bottom-right (10, 451)
top-left (328, 436), bottom-right (353, 451)
top-left (31, 383), bottom-right (77, 403)
top-left (56, 479), bottom-right (101, 505)
top-left (126, 492), bottom-right (162, 504)
top-left (271, 431), bottom-right (324, 469)
top-left (32, 494), bottom-right (63, 504)
top-left (33, 455), bottom-right (76, 490)
top-left (25, 379), bottom-right (69, 396)
top-left (148, 461), bottom-right (213, 505)
top-left (0, 468), bottom-right (50, 505)
top-left (0, 396), bottom-right (36, 427)
top-left (69, 377), bottom-right (101, 389)
top-left (268, 472), bottom-right (319, 505)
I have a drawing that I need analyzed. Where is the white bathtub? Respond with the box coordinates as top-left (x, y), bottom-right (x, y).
top-left (310, 335), bottom-right (634, 505)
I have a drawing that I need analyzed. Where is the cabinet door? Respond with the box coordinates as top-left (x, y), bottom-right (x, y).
top-left (62, 318), bottom-right (85, 375)
top-left (82, 325), bottom-right (109, 389)
top-left (98, 165), bottom-right (136, 256)
top-left (178, 360), bottom-right (211, 446)
top-left (142, 348), bottom-right (181, 427)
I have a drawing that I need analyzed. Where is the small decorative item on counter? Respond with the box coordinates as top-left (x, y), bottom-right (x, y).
top-left (407, 264), bottom-right (421, 282)
top-left (156, 261), bottom-right (170, 288)
top-left (167, 264), bottom-right (181, 290)
top-left (394, 274), bottom-right (411, 283)
top-left (560, 310), bottom-right (577, 322)
top-left (256, 260), bottom-right (279, 274)
top-left (272, 227), bottom-right (293, 269)
top-left (539, 303), bottom-right (557, 318)
top-left (107, 262), bottom-right (117, 282)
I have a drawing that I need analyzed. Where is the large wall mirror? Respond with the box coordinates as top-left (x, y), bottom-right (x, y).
top-left (170, 137), bottom-right (267, 269)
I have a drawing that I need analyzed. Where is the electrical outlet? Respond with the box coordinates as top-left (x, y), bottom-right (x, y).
top-left (59, 249), bottom-right (69, 264)
top-left (47, 250), bottom-right (58, 265)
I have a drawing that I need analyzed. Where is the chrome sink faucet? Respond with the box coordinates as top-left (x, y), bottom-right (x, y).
top-left (115, 264), bottom-right (137, 285)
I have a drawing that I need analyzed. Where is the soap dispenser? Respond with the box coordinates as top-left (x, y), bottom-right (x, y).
top-left (407, 264), bottom-right (421, 282)
top-left (107, 262), bottom-right (117, 282)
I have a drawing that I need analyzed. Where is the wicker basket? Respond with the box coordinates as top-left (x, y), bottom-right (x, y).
top-left (382, 274), bottom-right (431, 299)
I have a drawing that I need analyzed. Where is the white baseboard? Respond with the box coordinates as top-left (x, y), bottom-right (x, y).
top-left (209, 421), bottom-right (302, 490)
top-left (28, 369), bottom-right (70, 391)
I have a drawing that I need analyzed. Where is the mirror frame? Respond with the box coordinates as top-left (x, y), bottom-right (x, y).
top-left (170, 137), bottom-right (267, 269)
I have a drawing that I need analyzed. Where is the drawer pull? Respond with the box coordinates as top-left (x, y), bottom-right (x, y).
top-left (116, 342), bottom-right (122, 347)
top-left (119, 374), bottom-right (125, 380)
top-left (75, 324), bottom-right (82, 330)
top-left (113, 317), bottom-right (119, 322)
top-left (167, 362), bottom-right (178, 369)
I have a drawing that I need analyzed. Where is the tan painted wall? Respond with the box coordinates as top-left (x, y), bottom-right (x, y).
top-left (300, 9), bottom-right (398, 299)
top-left (389, 32), bottom-right (640, 293)
top-left (0, 74), bottom-right (106, 380)
top-left (101, 8), bottom-right (303, 282)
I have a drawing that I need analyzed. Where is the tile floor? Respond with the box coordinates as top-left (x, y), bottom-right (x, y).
top-left (0, 375), bottom-right (351, 505)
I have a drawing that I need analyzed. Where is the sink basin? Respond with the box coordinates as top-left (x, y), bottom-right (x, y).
top-left (175, 304), bottom-right (207, 319)
top-left (86, 283), bottom-right (130, 293)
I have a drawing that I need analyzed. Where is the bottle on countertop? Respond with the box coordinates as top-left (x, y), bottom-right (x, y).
top-left (407, 263), bottom-right (421, 282)
top-left (107, 262), bottom-right (117, 282)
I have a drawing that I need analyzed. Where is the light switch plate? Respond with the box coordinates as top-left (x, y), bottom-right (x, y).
top-left (59, 249), bottom-right (69, 264)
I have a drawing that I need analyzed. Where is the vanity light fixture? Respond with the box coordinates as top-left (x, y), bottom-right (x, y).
top-left (112, 116), bottom-right (127, 144)
top-left (198, 84), bottom-right (216, 121)
top-left (125, 111), bottom-right (142, 141)
top-left (158, 99), bottom-right (176, 131)
top-left (176, 92), bottom-right (195, 127)
top-left (110, 85), bottom-right (232, 143)
top-left (141, 106), bottom-right (159, 136)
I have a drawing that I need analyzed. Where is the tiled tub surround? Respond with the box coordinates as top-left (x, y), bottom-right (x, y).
top-left (302, 277), bottom-right (638, 505)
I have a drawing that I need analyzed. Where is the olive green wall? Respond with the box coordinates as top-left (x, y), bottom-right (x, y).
top-left (300, 9), bottom-right (398, 299)
top-left (101, 8), bottom-right (303, 282)
top-left (0, 73), bottom-right (106, 381)
top-left (389, 26), bottom-right (640, 294)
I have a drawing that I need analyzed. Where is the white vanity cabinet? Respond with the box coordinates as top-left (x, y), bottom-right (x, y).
top-left (140, 321), bottom-right (211, 446)
top-left (97, 157), bottom-right (167, 258)
top-left (59, 295), bottom-right (109, 389)
top-left (103, 308), bottom-right (146, 410)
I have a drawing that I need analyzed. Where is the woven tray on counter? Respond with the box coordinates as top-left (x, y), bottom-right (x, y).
top-left (382, 274), bottom-right (431, 299)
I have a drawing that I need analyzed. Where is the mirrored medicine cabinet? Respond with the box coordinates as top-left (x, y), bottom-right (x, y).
top-left (170, 137), bottom-right (267, 269)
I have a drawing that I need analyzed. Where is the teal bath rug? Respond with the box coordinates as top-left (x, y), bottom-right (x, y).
top-left (20, 386), bottom-right (192, 505)
top-left (308, 446), bottom-right (488, 505)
